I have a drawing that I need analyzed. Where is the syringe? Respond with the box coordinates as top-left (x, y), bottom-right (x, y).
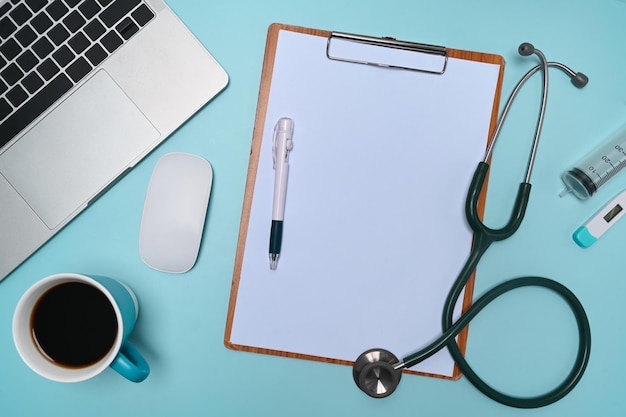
top-left (560, 124), bottom-right (626, 200)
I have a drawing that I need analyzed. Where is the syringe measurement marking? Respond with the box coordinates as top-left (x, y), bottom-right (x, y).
top-left (603, 155), bottom-right (616, 169)
top-left (589, 144), bottom-right (626, 187)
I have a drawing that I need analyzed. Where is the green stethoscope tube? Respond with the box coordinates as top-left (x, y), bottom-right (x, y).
top-left (399, 162), bottom-right (592, 408)
top-left (354, 45), bottom-right (592, 407)
top-left (400, 45), bottom-right (592, 406)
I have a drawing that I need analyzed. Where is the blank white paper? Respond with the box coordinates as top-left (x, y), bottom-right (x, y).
top-left (230, 29), bottom-right (501, 377)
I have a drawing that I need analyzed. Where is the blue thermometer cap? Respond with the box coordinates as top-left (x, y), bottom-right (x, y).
top-left (573, 226), bottom-right (597, 248)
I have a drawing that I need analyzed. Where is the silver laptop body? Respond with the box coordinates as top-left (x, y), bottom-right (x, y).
top-left (0, 0), bottom-right (228, 280)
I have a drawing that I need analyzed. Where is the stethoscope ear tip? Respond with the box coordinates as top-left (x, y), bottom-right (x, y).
top-left (353, 348), bottom-right (403, 398)
top-left (518, 42), bottom-right (535, 56)
top-left (572, 72), bottom-right (589, 88)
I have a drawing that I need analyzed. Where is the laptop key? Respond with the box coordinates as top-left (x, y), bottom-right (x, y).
top-left (99, 0), bottom-right (140, 28)
top-left (0, 98), bottom-right (12, 121)
top-left (63, 10), bottom-right (85, 33)
top-left (78, 0), bottom-right (100, 19)
top-left (85, 43), bottom-right (106, 66)
top-left (10, 4), bottom-right (33, 26)
top-left (16, 25), bottom-right (38, 47)
top-left (52, 45), bottom-right (74, 67)
top-left (0, 38), bottom-right (22, 60)
top-left (31, 11), bottom-right (53, 34)
top-left (0, 3), bottom-right (11, 18)
top-left (0, 72), bottom-right (72, 149)
top-left (22, 71), bottom-right (45, 94)
top-left (66, 56), bottom-right (91, 82)
top-left (0, 98), bottom-right (11, 121)
top-left (132, 4), bottom-right (154, 27)
top-left (1, 62), bottom-right (23, 85)
top-left (16, 50), bottom-right (39, 72)
top-left (6, 84), bottom-right (28, 107)
top-left (46, 0), bottom-right (69, 20)
top-left (84, 19), bottom-right (105, 40)
top-left (33, 37), bottom-right (54, 58)
top-left (101, 30), bottom-right (122, 53)
top-left (36, 58), bottom-right (59, 80)
top-left (26, 0), bottom-right (49, 13)
top-left (0, 17), bottom-right (17, 39)
top-left (48, 23), bottom-right (70, 45)
top-left (68, 32), bottom-right (90, 54)
top-left (116, 17), bottom-right (138, 40)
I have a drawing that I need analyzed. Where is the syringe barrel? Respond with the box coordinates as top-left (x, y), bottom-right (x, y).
top-left (562, 124), bottom-right (626, 200)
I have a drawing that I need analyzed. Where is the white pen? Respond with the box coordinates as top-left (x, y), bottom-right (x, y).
top-left (269, 117), bottom-right (294, 269)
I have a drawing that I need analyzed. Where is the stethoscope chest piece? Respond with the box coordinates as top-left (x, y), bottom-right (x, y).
top-left (353, 348), bottom-right (403, 398)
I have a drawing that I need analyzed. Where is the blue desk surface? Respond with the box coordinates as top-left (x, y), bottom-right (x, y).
top-left (2, 0), bottom-right (626, 415)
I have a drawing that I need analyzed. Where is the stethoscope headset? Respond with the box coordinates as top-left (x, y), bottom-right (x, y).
top-left (351, 43), bottom-right (592, 408)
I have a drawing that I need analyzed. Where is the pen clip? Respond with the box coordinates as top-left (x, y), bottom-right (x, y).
top-left (272, 118), bottom-right (294, 169)
top-left (272, 122), bottom-right (279, 170)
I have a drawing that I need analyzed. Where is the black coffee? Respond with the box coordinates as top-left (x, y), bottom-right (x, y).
top-left (31, 282), bottom-right (118, 368)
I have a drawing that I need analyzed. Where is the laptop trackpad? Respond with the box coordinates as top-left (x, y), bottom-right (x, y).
top-left (0, 71), bottom-right (160, 229)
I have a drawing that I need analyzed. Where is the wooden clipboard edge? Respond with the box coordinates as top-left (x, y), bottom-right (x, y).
top-left (224, 23), bottom-right (505, 381)
top-left (224, 23), bottom-right (288, 353)
top-left (226, 23), bottom-right (280, 349)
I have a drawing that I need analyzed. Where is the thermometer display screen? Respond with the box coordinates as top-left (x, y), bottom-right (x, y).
top-left (604, 204), bottom-right (623, 223)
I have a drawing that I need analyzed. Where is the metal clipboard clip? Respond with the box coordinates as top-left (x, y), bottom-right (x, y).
top-left (326, 32), bottom-right (448, 75)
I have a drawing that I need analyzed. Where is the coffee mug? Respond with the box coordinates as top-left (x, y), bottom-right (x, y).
top-left (13, 273), bottom-right (150, 383)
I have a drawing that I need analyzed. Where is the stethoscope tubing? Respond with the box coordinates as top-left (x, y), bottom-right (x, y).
top-left (392, 50), bottom-right (592, 408)
top-left (484, 60), bottom-right (584, 181)
top-left (397, 164), bottom-right (592, 408)
top-left (401, 275), bottom-right (591, 408)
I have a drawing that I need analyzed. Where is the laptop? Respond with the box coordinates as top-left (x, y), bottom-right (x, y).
top-left (0, 0), bottom-right (228, 281)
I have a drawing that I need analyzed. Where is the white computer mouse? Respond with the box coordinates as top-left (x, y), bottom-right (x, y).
top-left (139, 152), bottom-right (213, 273)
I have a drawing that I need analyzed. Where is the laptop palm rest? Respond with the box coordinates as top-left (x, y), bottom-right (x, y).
top-left (0, 70), bottom-right (160, 229)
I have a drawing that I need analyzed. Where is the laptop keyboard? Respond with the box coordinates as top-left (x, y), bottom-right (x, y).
top-left (0, 0), bottom-right (155, 150)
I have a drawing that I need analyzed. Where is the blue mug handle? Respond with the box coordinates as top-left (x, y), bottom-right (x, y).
top-left (110, 341), bottom-right (150, 382)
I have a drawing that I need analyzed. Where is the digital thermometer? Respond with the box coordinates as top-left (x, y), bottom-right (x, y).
top-left (573, 189), bottom-right (626, 247)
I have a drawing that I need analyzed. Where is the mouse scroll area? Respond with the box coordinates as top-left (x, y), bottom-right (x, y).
top-left (139, 152), bottom-right (213, 273)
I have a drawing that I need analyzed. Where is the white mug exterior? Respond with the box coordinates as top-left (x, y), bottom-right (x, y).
top-left (13, 273), bottom-right (134, 383)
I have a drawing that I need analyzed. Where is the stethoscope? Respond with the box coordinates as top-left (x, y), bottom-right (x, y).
top-left (352, 43), bottom-right (592, 408)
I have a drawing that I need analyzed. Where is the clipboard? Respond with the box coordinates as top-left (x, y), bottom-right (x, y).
top-left (225, 24), bottom-right (504, 380)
